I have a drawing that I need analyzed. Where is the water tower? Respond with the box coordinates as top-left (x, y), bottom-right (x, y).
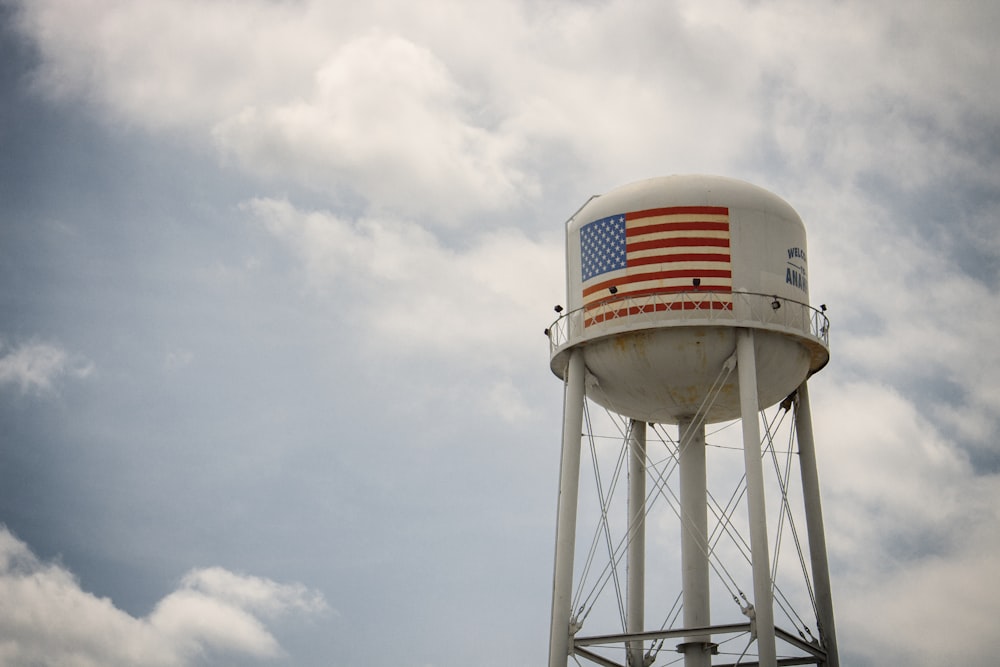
top-left (545, 176), bottom-right (838, 667)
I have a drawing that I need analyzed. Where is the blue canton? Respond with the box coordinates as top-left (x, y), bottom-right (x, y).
top-left (581, 214), bottom-right (627, 281)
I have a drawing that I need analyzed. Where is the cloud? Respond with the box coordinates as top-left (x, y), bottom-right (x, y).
top-left (12, 0), bottom-right (534, 219)
top-left (3, 0), bottom-right (792, 218)
top-left (240, 195), bottom-right (567, 425)
top-left (0, 339), bottom-right (93, 395)
top-left (176, 567), bottom-right (327, 618)
top-left (812, 379), bottom-right (1000, 664)
top-left (213, 30), bottom-right (531, 220)
top-left (13, 0), bottom-right (999, 206)
top-left (796, 184), bottom-right (1000, 463)
top-left (838, 517), bottom-right (1000, 665)
top-left (683, 0), bottom-right (1000, 185)
top-left (20, 0), bottom-right (996, 225)
top-left (11, 0), bottom-right (326, 130)
top-left (0, 526), bottom-right (328, 667)
top-left (243, 196), bottom-right (563, 367)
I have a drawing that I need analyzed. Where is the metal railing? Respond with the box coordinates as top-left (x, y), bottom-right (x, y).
top-left (546, 290), bottom-right (830, 355)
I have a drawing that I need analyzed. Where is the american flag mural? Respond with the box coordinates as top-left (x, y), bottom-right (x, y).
top-left (580, 206), bottom-right (732, 326)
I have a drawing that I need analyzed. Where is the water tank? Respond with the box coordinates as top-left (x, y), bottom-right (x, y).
top-left (548, 175), bottom-right (829, 424)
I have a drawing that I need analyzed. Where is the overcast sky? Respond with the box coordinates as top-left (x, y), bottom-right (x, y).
top-left (1, 0), bottom-right (998, 665)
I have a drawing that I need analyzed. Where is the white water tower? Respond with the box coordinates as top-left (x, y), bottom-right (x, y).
top-left (545, 175), bottom-right (838, 667)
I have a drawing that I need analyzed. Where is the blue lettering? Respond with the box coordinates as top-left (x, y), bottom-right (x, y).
top-left (785, 247), bottom-right (808, 292)
top-left (786, 267), bottom-right (808, 292)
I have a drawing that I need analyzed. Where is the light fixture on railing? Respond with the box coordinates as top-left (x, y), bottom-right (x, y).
top-left (554, 305), bottom-right (563, 313)
top-left (609, 286), bottom-right (618, 295)
top-left (544, 328), bottom-right (550, 336)
top-left (820, 304), bottom-right (827, 312)
top-left (771, 297), bottom-right (781, 310)
top-left (692, 278), bottom-right (701, 288)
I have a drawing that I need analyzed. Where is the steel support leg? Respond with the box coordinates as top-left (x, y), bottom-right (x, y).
top-left (627, 419), bottom-right (647, 667)
top-left (549, 350), bottom-right (586, 667)
top-left (795, 382), bottom-right (840, 667)
top-left (679, 417), bottom-right (711, 667)
top-left (736, 329), bottom-right (777, 666)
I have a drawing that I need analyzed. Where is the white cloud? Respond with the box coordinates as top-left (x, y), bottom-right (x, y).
top-left (0, 340), bottom-right (93, 395)
top-left (19, 0), bottom-right (996, 223)
top-left (0, 526), bottom-right (327, 667)
top-left (243, 197), bottom-right (563, 367)
top-left (13, 0), bottom-right (536, 218)
top-left (675, 0), bottom-right (1000, 198)
top-left (177, 567), bottom-right (327, 618)
top-left (13, 0), bottom-right (999, 212)
top-left (793, 184), bottom-right (1000, 460)
top-left (5, 0), bottom-right (782, 218)
top-left (213, 30), bottom-right (531, 220)
top-left (838, 518), bottom-right (1000, 665)
top-left (241, 196), bottom-right (565, 425)
top-left (811, 378), bottom-right (1000, 664)
top-left (13, 0), bottom-right (329, 129)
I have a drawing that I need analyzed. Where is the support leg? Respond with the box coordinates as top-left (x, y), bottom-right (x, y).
top-left (627, 419), bottom-right (647, 667)
top-left (679, 417), bottom-right (711, 667)
top-left (736, 329), bottom-right (777, 666)
top-left (548, 350), bottom-right (586, 667)
top-left (795, 382), bottom-right (840, 667)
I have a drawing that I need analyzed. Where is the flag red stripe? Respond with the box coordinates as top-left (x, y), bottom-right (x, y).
top-left (582, 269), bottom-right (732, 297)
top-left (627, 252), bottom-right (730, 267)
top-left (626, 221), bottom-right (729, 236)
top-left (628, 237), bottom-right (730, 252)
top-left (626, 206), bottom-right (729, 220)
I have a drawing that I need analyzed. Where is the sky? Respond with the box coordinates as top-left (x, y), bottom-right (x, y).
top-left (0, 0), bottom-right (998, 665)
